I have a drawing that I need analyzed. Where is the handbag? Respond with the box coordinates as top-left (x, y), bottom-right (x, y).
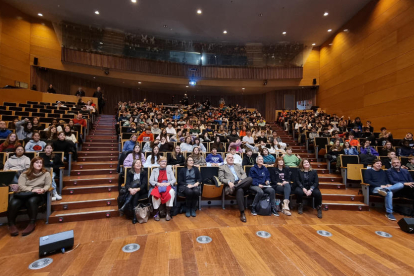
top-left (255, 194), bottom-right (272, 216)
top-left (13, 191), bottom-right (37, 200)
top-left (134, 203), bottom-right (153, 223)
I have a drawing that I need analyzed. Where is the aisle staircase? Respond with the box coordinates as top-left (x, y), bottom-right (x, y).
top-left (272, 124), bottom-right (369, 211)
top-left (49, 115), bottom-right (119, 223)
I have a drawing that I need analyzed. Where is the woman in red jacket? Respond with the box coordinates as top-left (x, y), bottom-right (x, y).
top-left (0, 133), bottom-right (21, 152)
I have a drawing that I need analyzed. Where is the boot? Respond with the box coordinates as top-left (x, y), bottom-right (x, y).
top-left (52, 189), bottom-right (62, 201)
top-left (8, 225), bottom-right (19, 236)
top-left (298, 203), bottom-right (303, 215)
top-left (282, 199), bottom-right (291, 216)
top-left (316, 205), bottom-right (323, 219)
top-left (132, 214), bottom-right (137, 224)
top-left (191, 201), bottom-right (197, 217)
top-left (119, 195), bottom-right (133, 216)
top-left (22, 222), bottom-right (36, 236)
top-left (153, 209), bottom-right (160, 221)
top-left (166, 207), bottom-right (172, 221)
top-left (185, 201), bottom-right (191, 217)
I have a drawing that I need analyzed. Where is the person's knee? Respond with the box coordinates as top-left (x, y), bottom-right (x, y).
top-left (268, 188), bottom-right (275, 196)
top-left (256, 189), bottom-right (264, 196)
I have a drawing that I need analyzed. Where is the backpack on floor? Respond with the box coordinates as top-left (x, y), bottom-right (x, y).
top-left (255, 195), bottom-right (272, 216)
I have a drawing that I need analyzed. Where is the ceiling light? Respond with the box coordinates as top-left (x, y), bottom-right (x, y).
top-left (93, 77), bottom-right (95, 79)
top-left (138, 82), bottom-right (141, 84)
top-left (170, 28), bottom-right (173, 31)
top-left (186, 86), bottom-right (189, 88)
top-left (329, 43), bottom-right (333, 46)
top-left (324, 12), bottom-right (329, 16)
top-left (223, 30), bottom-right (227, 34)
top-left (327, 29), bottom-right (332, 32)
top-left (259, 13), bottom-right (263, 17)
top-left (163, 25), bottom-right (167, 28)
top-left (344, 29), bottom-right (349, 32)
top-left (312, 43), bottom-right (316, 46)
top-left (131, 0), bottom-right (137, 3)
top-left (242, 88), bottom-right (245, 90)
top-left (95, 11), bottom-right (100, 15)
top-left (197, 9), bottom-right (202, 14)
top-left (38, 13), bottom-right (43, 17)
top-left (282, 31), bottom-right (287, 35)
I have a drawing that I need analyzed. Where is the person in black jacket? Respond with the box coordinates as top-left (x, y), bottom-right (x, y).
top-left (294, 158), bottom-right (323, 218)
top-left (52, 132), bottom-right (77, 161)
top-left (242, 148), bottom-right (255, 166)
top-left (177, 156), bottom-right (201, 217)
top-left (75, 87), bottom-right (85, 97)
top-left (93, 87), bottom-right (104, 114)
top-left (167, 145), bottom-right (185, 167)
top-left (119, 159), bottom-right (148, 224)
top-left (270, 157), bottom-right (292, 216)
top-left (47, 84), bottom-right (56, 94)
top-left (39, 143), bottom-right (64, 200)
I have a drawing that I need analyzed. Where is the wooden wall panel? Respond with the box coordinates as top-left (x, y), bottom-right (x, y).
top-left (319, 0), bottom-right (414, 138)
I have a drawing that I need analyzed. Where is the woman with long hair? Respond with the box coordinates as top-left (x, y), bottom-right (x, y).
top-left (177, 156), bottom-right (201, 217)
top-left (327, 139), bottom-right (344, 173)
top-left (63, 125), bottom-right (77, 144)
top-left (193, 137), bottom-right (206, 153)
top-left (260, 147), bottom-right (275, 166)
top-left (7, 156), bottom-right (52, 236)
top-left (39, 143), bottom-right (63, 201)
top-left (156, 128), bottom-right (170, 142)
top-left (212, 136), bottom-right (226, 152)
top-left (45, 125), bottom-right (58, 141)
top-left (4, 145), bottom-right (31, 183)
top-left (15, 118), bottom-right (33, 140)
top-left (144, 146), bottom-right (161, 168)
top-left (180, 136), bottom-right (193, 152)
top-left (188, 147), bottom-right (206, 167)
top-left (270, 157), bottom-right (292, 216)
top-left (32, 117), bottom-right (41, 131)
top-left (167, 145), bottom-right (185, 167)
top-left (123, 144), bottom-right (146, 167)
top-left (294, 158), bottom-right (323, 218)
top-left (0, 133), bottom-right (21, 152)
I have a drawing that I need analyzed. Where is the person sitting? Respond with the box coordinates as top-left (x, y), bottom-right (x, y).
top-left (212, 136), bottom-right (226, 152)
top-left (149, 157), bottom-right (176, 221)
top-left (382, 150), bottom-right (397, 169)
top-left (401, 132), bottom-right (414, 147)
top-left (143, 146), bottom-right (161, 168)
top-left (137, 127), bottom-right (154, 142)
top-left (15, 118), bottom-right (33, 140)
top-left (123, 144), bottom-right (146, 167)
top-left (365, 160), bottom-right (403, 221)
top-left (142, 139), bottom-right (159, 153)
top-left (73, 113), bottom-right (87, 128)
top-left (122, 134), bottom-right (138, 152)
top-left (127, 122), bottom-right (138, 133)
top-left (242, 148), bottom-right (255, 166)
top-left (343, 141), bottom-right (358, 155)
top-left (387, 158), bottom-right (414, 207)
top-left (224, 147), bottom-right (242, 165)
top-left (193, 138), bottom-right (207, 153)
top-left (379, 141), bottom-right (395, 156)
top-left (359, 140), bottom-right (378, 167)
top-left (188, 147), bottom-right (206, 167)
top-left (378, 127), bottom-right (393, 146)
top-left (346, 133), bottom-right (360, 147)
top-left (283, 147), bottom-right (301, 167)
top-left (0, 133), bottom-right (21, 152)
top-left (228, 139), bottom-right (243, 153)
top-left (219, 153), bottom-right (253, 222)
top-left (242, 130), bottom-right (254, 144)
top-left (63, 125), bottom-right (77, 144)
top-left (119, 159), bottom-right (148, 224)
top-left (270, 157), bottom-right (292, 216)
top-left (0, 121), bottom-right (12, 139)
top-left (406, 155), bottom-right (414, 170)
top-left (167, 145), bottom-right (185, 167)
top-left (294, 158), bottom-right (323, 218)
top-left (260, 147), bottom-right (275, 166)
top-left (248, 156), bottom-right (278, 216)
top-left (180, 136), bottom-right (194, 153)
top-left (177, 157), bottom-right (201, 217)
top-left (206, 147), bottom-right (224, 166)
top-left (52, 132), bottom-right (76, 161)
top-left (360, 140), bottom-right (379, 156)
top-left (39, 144), bottom-right (63, 201)
top-left (327, 139), bottom-right (344, 173)
top-left (7, 156), bottom-right (51, 236)
top-left (151, 123), bottom-right (161, 136)
top-left (399, 140), bottom-right (414, 157)
top-left (4, 145), bottom-right (31, 183)
top-left (268, 131), bottom-right (287, 149)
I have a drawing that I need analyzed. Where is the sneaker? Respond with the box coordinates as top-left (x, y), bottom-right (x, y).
top-left (52, 197), bottom-right (57, 201)
top-left (272, 208), bottom-right (279, 217)
top-left (251, 208), bottom-right (257, 216)
top-left (55, 194), bottom-right (62, 201)
top-left (386, 213), bottom-right (396, 221)
top-left (378, 189), bottom-right (388, 197)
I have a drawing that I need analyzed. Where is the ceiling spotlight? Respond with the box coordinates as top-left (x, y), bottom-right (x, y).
top-left (327, 29), bottom-right (332, 32)
top-left (282, 31), bottom-right (287, 35)
top-left (138, 82), bottom-right (142, 84)
top-left (197, 9), bottom-right (202, 14)
top-left (329, 43), bottom-right (333, 46)
top-left (131, 0), bottom-right (137, 2)
top-left (242, 88), bottom-right (245, 90)
top-left (38, 13), bottom-right (43, 17)
top-left (344, 29), bottom-right (349, 32)
top-left (93, 77), bottom-right (96, 79)
top-left (312, 43), bottom-right (316, 46)
top-left (223, 30), bottom-right (227, 34)
top-left (324, 12), bottom-right (329, 16)
top-left (163, 25), bottom-right (167, 28)
top-left (259, 13), bottom-right (263, 17)
top-left (186, 86), bottom-right (189, 88)
top-left (95, 11), bottom-right (100, 15)
top-left (170, 28), bottom-right (173, 31)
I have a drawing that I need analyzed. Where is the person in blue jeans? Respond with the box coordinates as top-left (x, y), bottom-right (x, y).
top-left (386, 157), bottom-right (414, 208)
top-left (365, 160), bottom-right (404, 221)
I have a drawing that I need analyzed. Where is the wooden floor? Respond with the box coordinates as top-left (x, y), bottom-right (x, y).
top-left (0, 207), bottom-right (413, 275)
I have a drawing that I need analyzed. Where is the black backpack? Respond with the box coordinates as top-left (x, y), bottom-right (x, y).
top-left (255, 195), bottom-right (272, 216)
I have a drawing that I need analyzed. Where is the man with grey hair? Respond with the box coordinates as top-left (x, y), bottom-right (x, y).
top-left (219, 153), bottom-right (252, 222)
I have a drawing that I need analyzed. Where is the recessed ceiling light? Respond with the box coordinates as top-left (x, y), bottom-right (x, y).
top-left (170, 28), bottom-right (173, 31)
top-left (259, 13), bottom-right (263, 17)
top-left (95, 11), bottom-right (100, 15)
top-left (197, 9), bottom-right (202, 14)
top-left (282, 31), bottom-right (287, 35)
top-left (38, 13), bottom-right (43, 17)
top-left (163, 25), bottom-right (167, 28)
top-left (344, 29), bottom-right (349, 32)
top-left (186, 86), bottom-right (189, 88)
top-left (327, 29), bottom-right (332, 32)
top-left (329, 43), bottom-right (333, 46)
top-left (312, 43), bottom-right (316, 46)
top-left (131, 0), bottom-right (137, 3)
top-left (223, 30), bottom-right (227, 34)
top-left (242, 88), bottom-right (245, 90)
top-left (138, 82), bottom-right (142, 84)
top-left (324, 12), bottom-right (329, 16)
top-left (93, 77), bottom-right (95, 79)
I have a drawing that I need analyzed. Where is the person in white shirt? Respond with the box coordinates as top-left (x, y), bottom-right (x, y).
top-left (166, 123), bottom-right (176, 135)
top-left (224, 147), bottom-right (242, 165)
top-left (143, 147), bottom-right (161, 168)
top-left (242, 130), bottom-right (254, 144)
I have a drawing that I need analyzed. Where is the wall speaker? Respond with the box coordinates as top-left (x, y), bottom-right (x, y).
top-left (398, 218), bottom-right (414, 233)
top-left (34, 57), bottom-right (38, 65)
top-left (39, 230), bottom-right (74, 257)
top-left (313, 78), bottom-right (317, 85)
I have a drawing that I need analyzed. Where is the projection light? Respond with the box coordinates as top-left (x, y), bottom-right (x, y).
top-left (189, 81), bottom-right (197, 86)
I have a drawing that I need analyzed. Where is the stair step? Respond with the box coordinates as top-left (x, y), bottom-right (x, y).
top-left (48, 206), bottom-right (118, 223)
top-left (63, 174), bottom-right (118, 185)
top-left (84, 142), bottom-right (118, 147)
top-left (82, 147), bottom-right (119, 151)
top-left (322, 201), bottom-right (369, 211)
top-left (52, 192), bottom-right (117, 211)
top-left (72, 162), bottom-right (118, 170)
top-left (311, 162), bottom-right (328, 169)
top-left (79, 156), bottom-right (118, 162)
top-left (62, 184), bottom-right (118, 194)
top-left (78, 151), bottom-right (119, 157)
top-left (319, 182), bottom-right (346, 189)
top-left (86, 135), bottom-right (117, 140)
top-left (71, 168), bottom-right (117, 176)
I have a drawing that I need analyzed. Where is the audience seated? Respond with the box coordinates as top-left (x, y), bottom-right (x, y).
top-left (343, 141), bottom-right (358, 155)
top-left (73, 113), bottom-right (87, 128)
top-left (270, 157), bottom-right (292, 216)
top-left (399, 140), bottom-right (414, 157)
top-left (260, 148), bottom-right (275, 166)
top-left (149, 157), bottom-right (176, 221)
top-left (224, 147), bottom-right (242, 165)
top-left (167, 145), bottom-right (185, 167)
top-left (52, 132), bottom-right (77, 161)
top-left (188, 147), bottom-right (206, 167)
top-left (39, 144), bottom-right (63, 201)
top-left (406, 156), bottom-right (414, 170)
top-left (242, 148), bottom-right (255, 166)
top-left (4, 146), bottom-right (30, 183)
top-left (138, 127), bottom-right (154, 142)
top-left (0, 133), bottom-right (21, 152)
top-left (7, 157), bottom-right (51, 236)
top-left (283, 147), bottom-right (301, 167)
top-left (0, 121), bottom-right (12, 139)
top-left (206, 147), bottom-right (224, 166)
top-left (379, 141), bottom-right (395, 156)
top-left (177, 156), bottom-right (201, 217)
top-left (15, 118), bottom-right (33, 140)
top-left (123, 134), bottom-right (138, 152)
top-left (144, 147), bottom-right (161, 168)
top-left (123, 144), bottom-right (146, 167)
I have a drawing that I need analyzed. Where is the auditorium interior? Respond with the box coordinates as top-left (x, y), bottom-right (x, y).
top-left (1, 0), bottom-right (414, 275)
